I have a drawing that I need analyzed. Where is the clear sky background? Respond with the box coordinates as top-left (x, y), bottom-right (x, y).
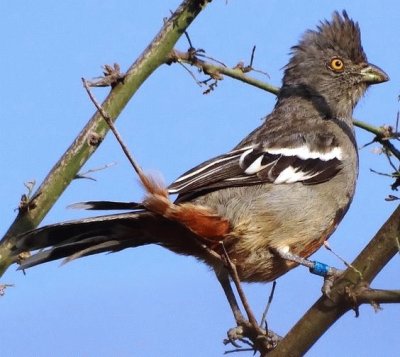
top-left (1, 1), bottom-right (399, 356)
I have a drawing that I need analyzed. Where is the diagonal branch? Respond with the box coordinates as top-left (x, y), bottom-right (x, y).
top-left (0, 0), bottom-right (212, 276)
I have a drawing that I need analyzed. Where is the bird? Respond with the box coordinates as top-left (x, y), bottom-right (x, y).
top-left (12, 11), bottom-right (387, 318)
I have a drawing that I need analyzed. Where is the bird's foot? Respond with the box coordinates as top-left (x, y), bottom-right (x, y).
top-left (275, 246), bottom-right (345, 296)
top-left (224, 321), bottom-right (281, 353)
top-left (321, 268), bottom-right (344, 297)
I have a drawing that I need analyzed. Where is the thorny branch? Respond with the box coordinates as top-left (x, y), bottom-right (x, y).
top-left (0, 0), bottom-right (211, 276)
top-left (167, 48), bottom-right (279, 95)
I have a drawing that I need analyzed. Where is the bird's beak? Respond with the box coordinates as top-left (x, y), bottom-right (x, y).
top-left (360, 63), bottom-right (389, 84)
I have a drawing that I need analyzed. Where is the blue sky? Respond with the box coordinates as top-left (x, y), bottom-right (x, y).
top-left (1, 1), bottom-right (399, 356)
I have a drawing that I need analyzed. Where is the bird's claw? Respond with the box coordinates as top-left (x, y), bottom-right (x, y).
top-left (322, 268), bottom-right (344, 297)
top-left (224, 326), bottom-right (245, 347)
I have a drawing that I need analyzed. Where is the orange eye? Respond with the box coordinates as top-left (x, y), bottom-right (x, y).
top-left (329, 57), bottom-right (344, 72)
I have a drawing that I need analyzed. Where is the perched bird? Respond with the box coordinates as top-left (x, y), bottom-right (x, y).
top-left (13, 11), bottom-right (387, 313)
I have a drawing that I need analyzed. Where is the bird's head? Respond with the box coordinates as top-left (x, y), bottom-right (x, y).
top-left (281, 11), bottom-right (388, 118)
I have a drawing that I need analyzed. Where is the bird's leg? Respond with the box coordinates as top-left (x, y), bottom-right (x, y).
top-left (215, 269), bottom-right (247, 348)
top-left (216, 265), bottom-right (276, 353)
top-left (218, 243), bottom-right (277, 351)
top-left (219, 244), bottom-right (260, 328)
top-left (215, 268), bottom-right (245, 325)
top-left (275, 246), bottom-right (343, 295)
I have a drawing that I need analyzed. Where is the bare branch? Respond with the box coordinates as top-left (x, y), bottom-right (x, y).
top-left (0, 0), bottom-right (212, 276)
top-left (358, 288), bottom-right (400, 305)
top-left (168, 49), bottom-right (280, 95)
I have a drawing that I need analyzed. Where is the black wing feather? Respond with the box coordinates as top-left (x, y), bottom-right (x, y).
top-left (169, 141), bottom-right (343, 201)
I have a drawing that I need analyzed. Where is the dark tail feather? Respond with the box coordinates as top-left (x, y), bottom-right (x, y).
top-left (68, 201), bottom-right (143, 211)
top-left (16, 211), bottom-right (159, 269)
top-left (16, 211), bottom-right (209, 270)
top-left (19, 238), bottom-right (136, 270)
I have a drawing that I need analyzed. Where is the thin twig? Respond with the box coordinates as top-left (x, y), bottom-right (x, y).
top-left (369, 168), bottom-right (394, 178)
top-left (224, 347), bottom-right (254, 355)
top-left (75, 162), bottom-right (117, 180)
top-left (249, 46), bottom-right (256, 68)
top-left (260, 281), bottom-right (277, 328)
top-left (354, 120), bottom-right (400, 160)
top-left (197, 52), bottom-right (227, 68)
top-left (384, 149), bottom-right (399, 173)
top-left (323, 241), bottom-right (362, 280)
top-left (177, 62), bottom-right (203, 87)
top-left (82, 78), bottom-right (147, 183)
top-left (183, 30), bottom-right (194, 49)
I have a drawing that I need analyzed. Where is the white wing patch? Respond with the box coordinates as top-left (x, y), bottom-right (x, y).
top-left (238, 144), bottom-right (343, 184)
top-left (169, 142), bottom-right (343, 197)
top-left (244, 155), bottom-right (265, 174)
top-left (266, 146), bottom-right (343, 161)
top-left (273, 166), bottom-right (318, 184)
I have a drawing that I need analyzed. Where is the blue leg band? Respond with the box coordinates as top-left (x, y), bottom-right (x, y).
top-left (309, 261), bottom-right (330, 277)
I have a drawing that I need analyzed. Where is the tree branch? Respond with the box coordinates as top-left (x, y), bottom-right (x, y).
top-left (357, 288), bottom-right (400, 304)
top-left (0, 0), bottom-right (211, 276)
top-left (167, 49), bottom-right (280, 95)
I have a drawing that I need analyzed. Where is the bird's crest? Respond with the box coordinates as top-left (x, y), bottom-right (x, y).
top-left (297, 10), bottom-right (367, 64)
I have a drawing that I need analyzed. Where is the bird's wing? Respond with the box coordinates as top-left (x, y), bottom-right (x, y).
top-left (169, 133), bottom-right (343, 199)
